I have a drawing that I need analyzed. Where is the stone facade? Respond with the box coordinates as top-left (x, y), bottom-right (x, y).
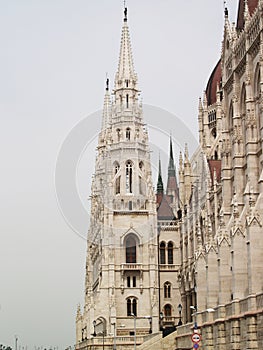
top-left (76, 7), bottom-right (181, 349)
top-left (76, 1), bottom-right (263, 349)
top-left (177, 0), bottom-right (263, 348)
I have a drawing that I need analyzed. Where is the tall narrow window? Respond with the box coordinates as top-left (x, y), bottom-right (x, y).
top-left (127, 298), bottom-right (137, 316)
top-left (115, 162), bottom-right (120, 194)
top-left (168, 242), bottom-right (173, 264)
top-left (127, 276), bottom-right (131, 287)
top-left (133, 276), bottom-right (136, 287)
top-left (126, 128), bottom-right (131, 140)
top-left (160, 242), bottom-right (166, 264)
top-left (116, 176), bottom-right (120, 194)
top-left (116, 129), bottom-right (121, 141)
top-left (126, 236), bottom-right (136, 263)
top-left (164, 304), bottom-right (172, 317)
top-left (127, 298), bottom-right (131, 316)
top-left (164, 282), bottom-right (171, 298)
top-left (126, 94), bottom-right (129, 108)
top-left (126, 161), bottom-right (132, 193)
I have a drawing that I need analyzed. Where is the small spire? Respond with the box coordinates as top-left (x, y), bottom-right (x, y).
top-left (101, 79), bottom-right (111, 130)
top-left (198, 97), bottom-right (203, 111)
top-left (157, 156), bottom-right (164, 194)
top-left (184, 143), bottom-right (189, 161)
top-left (168, 135), bottom-right (176, 178)
top-left (179, 151), bottom-right (183, 170)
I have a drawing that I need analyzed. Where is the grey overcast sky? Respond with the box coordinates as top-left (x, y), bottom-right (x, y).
top-left (1, 1), bottom-right (238, 349)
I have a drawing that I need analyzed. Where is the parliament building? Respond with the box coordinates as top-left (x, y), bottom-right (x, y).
top-left (76, 1), bottom-right (263, 349)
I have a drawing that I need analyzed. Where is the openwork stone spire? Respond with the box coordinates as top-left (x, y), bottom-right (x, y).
top-left (101, 78), bottom-right (111, 131)
top-left (115, 7), bottom-right (137, 89)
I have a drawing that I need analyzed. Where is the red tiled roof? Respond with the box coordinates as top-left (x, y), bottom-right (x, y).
top-left (237, 0), bottom-right (258, 31)
top-left (205, 60), bottom-right (222, 106)
top-left (208, 160), bottom-right (221, 185)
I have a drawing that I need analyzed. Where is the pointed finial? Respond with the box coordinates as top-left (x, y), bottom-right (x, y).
top-left (106, 77), bottom-right (109, 91)
top-left (124, 6), bottom-right (128, 22)
top-left (224, 0), bottom-right (228, 17)
top-left (179, 151), bottom-right (183, 168)
top-left (184, 143), bottom-right (189, 160)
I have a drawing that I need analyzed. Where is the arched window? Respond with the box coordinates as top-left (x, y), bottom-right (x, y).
top-left (115, 163), bottom-right (120, 174)
top-left (126, 161), bottom-right (132, 193)
top-left (116, 177), bottom-right (120, 194)
top-left (160, 242), bottom-right (166, 264)
top-left (164, 304), bottom-right (172, 317)
top-left (126, 128), bottom-right (131, 140)
top-left (114, 162), bottom-right (120, 194)
top-left (164, 282), bottom-right (171, 298)
top-left (116, 129), bottom-right (121, 141)
top-left (127, 298), bottom-right (131, 315)
top-left (229, 102), bottom-right (234, 131)
top-left (126, 236), bottom-right (136, 263)
top-left (127, 297), bottom-right (137, 316)
top-left (139, 161), bottom-right (144, 170)
top-left (168, 242), bottom-right (173, 264)
top-left (126, 94), bottom-right (129, 108)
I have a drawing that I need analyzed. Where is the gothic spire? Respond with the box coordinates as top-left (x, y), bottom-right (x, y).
top-left (101, 78), bottom-right (111, 131)
top-left (168, 135), bottom-right (176, 178)
top-left (157, 156), bottom-right (164, 194)
top-left (115, 7), bottom-right (137, 89)
top-left (167, 137), bottom-right (179, 203)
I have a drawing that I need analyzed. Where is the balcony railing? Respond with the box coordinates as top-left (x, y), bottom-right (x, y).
top-left (121, 263), bottom-right (143, 271)
top-left (159, 264), bottom-right (177, 271)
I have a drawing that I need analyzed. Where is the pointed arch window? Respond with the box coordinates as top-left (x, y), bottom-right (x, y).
top-left (126, 161), bottom-right (132, 193)
top-left (164, 282), bottom-right (171, 298)
top-left (168, 242), bottom-right (173, 264)
top-left (160, 242), bottom-right (166, 264)
top-left (164, 304), bottom-right (172, 317)
top-left (114, 162), bottom-right (120, 194)
top-left (126, 236), bottom-right (136, 263)
top-left (116, 177), bottom-right (120, 194)
top-left (116, 129), bottom-right (121, 142)
top-left (127, 297), bottom-right (137, 316)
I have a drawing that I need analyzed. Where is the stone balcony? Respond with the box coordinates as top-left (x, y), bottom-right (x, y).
top-left (121, 263), bottom-right (143, 271)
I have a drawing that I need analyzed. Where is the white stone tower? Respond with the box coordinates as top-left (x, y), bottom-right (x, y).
top-left (76, 7), bottom-right (159, 346)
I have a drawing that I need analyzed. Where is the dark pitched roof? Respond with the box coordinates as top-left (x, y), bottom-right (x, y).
top-left (157, 194), bottom-right (176, 221)
top-left (206, 59), bottom-right (222, 106)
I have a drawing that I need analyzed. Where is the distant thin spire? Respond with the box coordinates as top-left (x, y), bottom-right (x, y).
top-left (157, 156), bottom-right (164, 193)
top-left (101, 78), bottom-right (111, 130)
top-left (168, 135), bottom-right (176, 178)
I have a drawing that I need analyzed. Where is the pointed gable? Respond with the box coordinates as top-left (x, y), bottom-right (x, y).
top-left (157, 194), bottom-right (176, 221)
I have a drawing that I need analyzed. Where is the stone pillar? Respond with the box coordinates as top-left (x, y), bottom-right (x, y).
top-left (246, 316), bottom-right (258, 349)
top-left (230, 319), bottom-right (240, 350)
